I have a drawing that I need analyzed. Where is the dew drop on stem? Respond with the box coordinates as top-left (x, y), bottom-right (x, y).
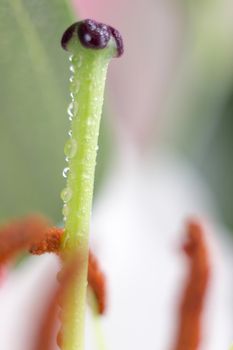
top-left (64, 139), bottom-right (77, 159)
top-left (62, 204), bottom-right (69, 222)
top-left (63, 167), bottom-right (70, 178)
top-left (67, 102), bottom-right (74, 120)
top-left (61, 187), bottom-right (73, 203)
top-left (70, 65), bottom-right (75, 73)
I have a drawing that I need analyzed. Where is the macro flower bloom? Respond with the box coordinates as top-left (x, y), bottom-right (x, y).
top-left (0, 0), bottom-right (233, 349)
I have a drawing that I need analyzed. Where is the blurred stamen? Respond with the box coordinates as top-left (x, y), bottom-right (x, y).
top-left (0, 216), bottom-right (107, 348)
top-left (173, 218), bottom-right (210, 350)
top-left (29, 227), bottom-right (106, 314)
top-left (29, 227), bottom-right (63, 255)
top-left (88, 251), bottom-right (106, 315)
top-left (0, 215), bottom-right (49, 264)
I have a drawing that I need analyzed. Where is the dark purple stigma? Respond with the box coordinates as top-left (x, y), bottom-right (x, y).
top-left (61, 22), bottom-right (78, 51)
top-left (108, 26), bottom-right (124, 57)
top-left (78, 20), bottom-right (110, 50)
top-left (61, 19), bottom-right (124, 57)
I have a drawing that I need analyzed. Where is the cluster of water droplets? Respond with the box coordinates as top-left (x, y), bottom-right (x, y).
top-left (61, 54), bottom-right (82, 222)
top-left (61, 53), bottom-right (103, 225)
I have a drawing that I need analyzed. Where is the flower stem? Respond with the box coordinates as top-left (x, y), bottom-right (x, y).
top-left (60, 20), bottom-right (123, 350)
top-left (88, 288), bottom-right (107, 350)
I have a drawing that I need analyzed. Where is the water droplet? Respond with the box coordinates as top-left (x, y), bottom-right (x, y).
top-left (62, 204), bottom-right (69, 217)
top-left (67, 102), bottom-right (73, 120)
top-left (69, 76), bottom-right (74, 83)
top-left (61, 187), bottom-right (72, 203)
top-left (85, 155), bottom-right (91, 162)
top-left (84, 135), bottom-right (92, 142)
top-left (87, 117), bottom-right (94, 126)
top-left (76, 229), bottom-right (84, 238)
top-left (69, 55), bottom-right (73, 62)
top-left (68, 130), bottom-right (72, 137)
top-left (89, 129), bottom-right (95, 137)
top-left (62, 167), bottom-right (70, 178)
top-left (77, 209), bottom-right (86, 219)
top-left (74, 81), bottom-right (80, 94)
top-left (95, 145), bottom-right (99, 151)
top-left (70, 80), bottom-right (80, 95)
top-left (64, 139), bottom-right (77, 159)
top-left (71, 55), bottom-right (78, 64)
top-left (81, 208), bottom-right (86, 215)
top-left (73, 101), bottom-right (79, 115)
top-left (70, 65), bottom-right (75, 73)
top-left (82, 173), bottom-right (90, 181)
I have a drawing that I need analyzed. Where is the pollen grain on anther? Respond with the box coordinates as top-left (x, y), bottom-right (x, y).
top-left (29, 227), bottom-right (63, 255)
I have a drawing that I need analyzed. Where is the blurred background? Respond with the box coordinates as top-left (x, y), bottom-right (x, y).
top-left (0, 0), bottom-right (233, 349)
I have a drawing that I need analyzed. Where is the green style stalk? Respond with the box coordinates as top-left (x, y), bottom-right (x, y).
top-left (59, 20), bottom-right (123, 350)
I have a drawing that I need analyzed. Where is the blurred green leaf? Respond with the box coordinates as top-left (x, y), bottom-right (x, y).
top-left (0, 1), bottom-right (112, 224)
top-left (164, 0), bottom-right (233, 230)
top-left (198, 87), bottom-right (233, 230)
top-left (0, 0), bottom-right (76, 223)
